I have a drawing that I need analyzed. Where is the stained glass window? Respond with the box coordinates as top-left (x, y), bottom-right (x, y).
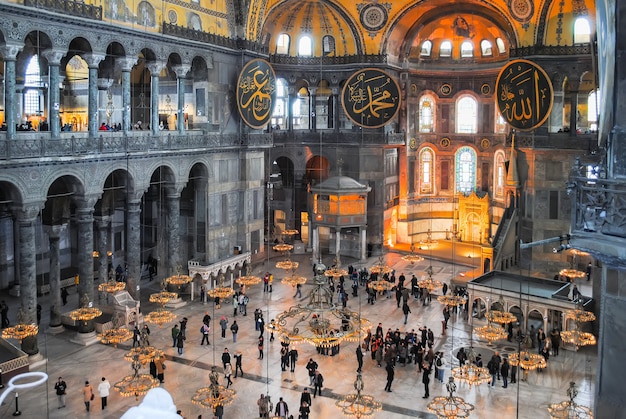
top-left (456, 146), bottom-right (476, 194)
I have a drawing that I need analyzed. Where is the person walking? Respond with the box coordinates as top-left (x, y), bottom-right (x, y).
top-left (234, 350), bottom-right (244, 377)
top-left (402, 301), bottom-right (411, 325)
top-left (171, 324), bottom-right (180, 347)
top-left (132, 325), bottom-right (140, 347)
top-left (258, 394), bottom-right (269, 418)
top-left (274, 397), bottom-right (289, 418)
top-left (222, 348), bottom-right (231, 368)
top-left (155, 356), bottom-right (166, 383)
top-left (289, 346), bottom-right (298, 372)
top-left (300, 387), bottom-right (312, 408)
top-left (435, 352), bottom-right (445, 382)
top-left (82, 380), bottom-right (94, 412)
top-left (384, 362), bottom-right (395, 392)
top-left (501, 357), bottom-right (510, 388)
top-left (201, 322), bottom-right (210, 345)
top-left (176, 330), bottom-right (185, 355)
top-left (258, 335), bottom-right (264, 359)
top-left (220, 316), bottom-right (229, 338)
top-left (293, 283), bottom-right (302, 298)
top-left (422, 363), bottom-right (432, 398)
top-left (306, 359), bottom-right (318, 385)
top-left (356, 344), bottom-right (364, 372)
top-left (224, 363), bottom-right (233, 388)
top-left (299, 401), bottom-right (311, 419)
top-left (313, 370), bottom-right (324, 397)
top-left (230, 320), bottom-right (239, 342)
top-left (97, 377), bottom-right (110, 410)
top-left (55, 376), bottom-right (67, 409)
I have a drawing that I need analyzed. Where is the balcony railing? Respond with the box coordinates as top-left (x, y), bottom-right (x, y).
top-left (569, 176), bottom-right (626, 239)
top-left (272, 130), bottom-right (404, 145)
top-left (0, 131), bottom-right (272, 160)
top-left (24, 0), bottom-right (102, 20)
top-left (162, 23), bottom-right (268, 54)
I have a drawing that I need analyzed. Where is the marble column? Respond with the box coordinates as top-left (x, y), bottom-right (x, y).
top-left (287, 87), bottom-right (295, 131)
top-left (335, 229), bottom-right (340, 258)
top-left (46, 224), bottom-right (65, 328)
top-left (15, 204), bottom-right (42, 356)
top-left (97, 78), bottom-right (114, 127)
top-left (172, 65), bottom-right (191, 133)
top-left (118, 57), bottom-right (136, 133)
top-left (147, 62), bottom-right (163, 135)
top-left (569, 90), bottom-right (579, 136)
top-left (332, 87), bottom-right (340, 132)
top-left (84, 54), bottom-right (105, 136)
top-left (1, 45), bottom-right (21, 139)
top-left (310, 87), bottom-right (317, 132)
top-left (95, 216), bottom-right (111, 288)
top-left (42, 49), bottom-right (65, 139)
top-left (126, 200), bottom-right (142, 301)
top-left (550, 90), bottom-right (564, 132)
top-left (361, 228), bottom-right (367, 261)
top-left (166, 192), bottom-right (181, 276)
top-left (76, 206), bottom-right (95, 304)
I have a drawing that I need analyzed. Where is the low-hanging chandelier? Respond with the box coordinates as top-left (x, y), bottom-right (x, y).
top-left (165, 266), bottom-right (193, 287)
top-left (548, 381), bottom-right (594, 419)
top-left (437, 295), bottom-right (465, 307)
top-left (402, 243), bottom-right (425, 264)
top-left (451, 347), bottom-right (491, 388)
top-left (144, 308), bottom-right (176, 327)
top-left (235, 265), bottom-right (262, 287)
top-left (325, 256), bottom-right (349, 279)
top-left (282, 268), bottom-right (307, 287)
top-left (69, 294), bottom-right (102, 325)
top-left (369, 254), bottom-right (393, 276)
top-left (97, 312), bottom-right (133, 348)
top-left (207, 272), bottom-right (235, 300)
top-left (1, 307), bottom-right (38, 342)
top-left (335, 372), bottom-right (382, 418)
top-left (508, 351), bottom-right (547, 371)
top-left (486, 310), bottom-right (517, 325)
top-left (560, 325), bottom-right (597, 349)
top-left (418, 265), bottom-right (443, 293)
top-left (473, 320), bottom-right (507, 344)
top-left (427, 377), bottom-right (474, 419)
top-left (115, 352), bottom-right (160, 400)
top-left (192, 366), bottom-right (236, 409)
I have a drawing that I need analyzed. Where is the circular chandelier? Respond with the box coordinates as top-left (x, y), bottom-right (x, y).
top-left (124, 345), bottom-right (165, 365)
top-left (369, 257), bottom-right (393, 276)
top-left (273, 243), bottom-right (293, 253)
top-left (207, 273), bottom-right (235, 300)
top-left (98, 280), bottom-right (126, 293)
top-left (509, 351), bottom-right (547, 371)
top-left (402, 243), bottom-right (425, 264)
top-left (149, 290), bottom-right (178, 306)
top-left (236, 266), bottom-right (262, 286)
top-left (272, 274), bottom-right (370, 348)
top-left (473, 321), bottom-right (507, 344)
top-left (276, 259), bottom-right (299, 271)
top-left (486, 310), bottom-right (517, 325)
top-left (144, 308), bottom-right (177, 327)
top-left (1, 307), bottom-right (38, 342)
top-left (282, 268), bottom-right (307, 287)
top-left (419, 230), bottom-right (439, 249)
top-left (98, 327), bottom-right (133, 347)
top-left (69, 306), bottom-right (103, 323)
top-left (335, 373), bottom-right (382, 418)
top-left (325, 266), bottom-right (349, 279)
top-left (367, 280), bottom-right (394, 292)
top-left (548, 381), bottom-right (594, 419)
top-left (560, 329), bottom-right (597, 349)
top-left (418, 265), bottom-right (443, 292)
top-left (564, 309), bottom-right (596, 323)
top-left (115, 353), bottom-right (160, 400)
top-left (282, 228), bottom-right (299, 236)
top-left (427, 377), bottom-right (474, 419)
top-left (437, 295), bottom-right (466, 307)
top-left (192, 367), bottom-right (236, 409)
top-left (165, 273), bottom-right (193, 287)
top-left (559, 268), bottom-right (586, 280)
top-left (451, 363), bottom-right (491, 388)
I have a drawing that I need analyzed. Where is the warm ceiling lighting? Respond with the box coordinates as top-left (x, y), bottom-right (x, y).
top-left (427, 377), bottom-right (474, 419)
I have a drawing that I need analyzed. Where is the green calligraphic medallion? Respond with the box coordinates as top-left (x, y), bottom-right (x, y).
top-left (341, 68), bottom-right (401, 128)
top-left (496, 59), bottom-right (553, 131)
top-left (237, 59), bottom-right (277, 129)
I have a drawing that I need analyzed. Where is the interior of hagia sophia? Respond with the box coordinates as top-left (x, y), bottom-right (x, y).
top-left (1, 0), bottom-right (625, 417)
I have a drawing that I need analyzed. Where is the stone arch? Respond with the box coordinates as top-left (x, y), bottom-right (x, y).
top-left (305, 155), bottom-right (331, 185)
top-left (473, 296), bottom-right (487, 319)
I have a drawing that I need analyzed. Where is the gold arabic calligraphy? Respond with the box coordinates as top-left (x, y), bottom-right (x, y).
top-left (345, 71), bottom-right (399, 126)
top-left (239, 65), bottom-right (275, 123)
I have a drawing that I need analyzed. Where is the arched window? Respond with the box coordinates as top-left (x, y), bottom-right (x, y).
top-left (496, 38), bottom-right (506, 54)
top-left (494, 150), bottom-right (506, 199)
top-left (440, 40), bottom-right (452, 57)
top-left (322, 35), bottom-right (335, 56)
top-left (420, 40), bottom-right (432, 57)
top-left (455, 146), bottom-right (477, 194)
top-left (460, 41), bottom-right (474, 58)
top-left (188, 13), bottom-right (202, 31)
top-left (574, 17), bottom-right (591, 44)
top-left (298, 36), bottom-right (312, 56)
top-left (271, 78), bottom-right (288, 128)
top-left (588, 90), bottom-right (600, 132)
top-left (24, 55), bottom-right (42, 115)
top-left (419, 95), bottom-right (436, 132)
top-left (480, 40), bottom-right (493, 56)
top-left (276, 33), bottom-right (290, 55)
top-left (420, 147), bottom-right (435, 194)
top-left (456, 96), bottom-right (477, 133)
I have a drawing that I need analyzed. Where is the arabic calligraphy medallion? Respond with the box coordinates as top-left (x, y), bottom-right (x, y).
top-left (236, 59), bottom-right (277, 129)
top-left (496, 59), bottom-right (553, 131)
top-left (341, 68), bottom-right (401, 128)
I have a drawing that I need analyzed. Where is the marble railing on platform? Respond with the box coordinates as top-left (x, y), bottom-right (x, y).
top-left (0, 339), bottom-right (29, 375)
top-left (0, 131), bottom-right (273, 160)
top-left (272, 130), bottom-right (405, 145)
top-left (569, 176), bottom-right (626, 239)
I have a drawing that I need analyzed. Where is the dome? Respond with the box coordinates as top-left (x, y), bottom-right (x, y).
top-left (262, 0), bottom-right (361, 57)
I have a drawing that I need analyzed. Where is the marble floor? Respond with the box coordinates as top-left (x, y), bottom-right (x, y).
top-left (0, 249), bottom-right (596, 419)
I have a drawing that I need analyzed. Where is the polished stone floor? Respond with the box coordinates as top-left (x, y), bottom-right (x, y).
top-left (0, 248), bottom-right (596, 418)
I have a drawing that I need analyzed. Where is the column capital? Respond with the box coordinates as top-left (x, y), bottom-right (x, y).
top-left (118, 57), bottom-right (138, 72)
top-left (172, 64), bottom-right (191, 79)
top-left (309, 87), bottom-right (318, 96)
top-left (42, 49), bottom-right (66, 66)
top-left (146, 61), bottom-right (165, 76)
top-left (97, 77), bottom-right (114, 90)
top-left (44, 223), bottom-right (67, 238)
top-left (0, 44), bottom-right (22, 61)
top-left (84, 53), bottom-right (106, 69)
top-left (13, 202), bottom-right (44, 223)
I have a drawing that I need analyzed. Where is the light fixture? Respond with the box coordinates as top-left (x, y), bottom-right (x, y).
top-left (558, 268), bottom-right (586, 280)
top-left (325, 256), bottom-right (349, 279)
top-left (548, 381), bottom-right (594, 419)
top-left (560, 327), bottom-right (597, 349)
top-left (427, 377), bottom-right (474, 419)
top-left (97, 312), bottom-right (133, 347)
top-left (273, 243), bottom-right (294, 253)
top-left (436, 295), bottom-right (465, 307)
top-left (281, 268), bottom-right (307, 287)
top-left (369, 254), bottom-right (393, 276)
top-left (236, 265), bottom-right (262, 286)
top-left (69, 295), bottom-right (103, 325)
top-left (564, 309), bottom-right (596, 323)
top-left (192, 366), bottom-right (236, 409)
top-left (207, 272), bottom-right (235, 300)
top-left (92, 250), bottom-right (100, 258)
top-left (419, 229), bottom-right (438, 248)
top-left (402, 243), bottom-right (425, 264)
top-left (144, 308), bottom-right (177, 327)
top-left (98, 278), bottom-right (126, 294)
top-left (1, 307), bottom-right (38, 342)
top-left (115, 353), bottom-right (160, 400)
top-left (508, 351), bottom-right (547, 371)
top-left (366, 279), bottom-right (394, 293)
top-left (418, 265), bottom-right (443, 292)
top-left (473, 320), bottom-right (507, 344)
top-left (335, 373), bottom-right (382, 418)
top-left (124, 339), bottom-right (165, 365)
top-left (485, 310), bottom-right (517, 325)
top-left (165, 265), bottom-right (193, 287)
top-left (276, 258), bottom-right (299, 271)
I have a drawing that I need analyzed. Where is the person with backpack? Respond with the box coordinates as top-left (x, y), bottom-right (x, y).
top-left (230, 320), bottom-right (239, 342)
top-left (435, 351), bottom-right (445, 382)
top-left (488, 355), bottom-right (500, 386)
top-left (201, 322), bottom-right (210, 345)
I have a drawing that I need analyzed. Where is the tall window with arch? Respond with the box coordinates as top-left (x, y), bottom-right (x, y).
top-left (420, 147), bottom-right (435, 194)
top-left (322, 35), bottom-right (335, 56)
top-left (419, 94), bottom-right (435, 132)
top-left (480, 40), bottom-right (493, 56)
top-left (455, 146), bottom-right (477, 194)
top-left (24, 55), bottom-right (43, 117)
top-left (420, 40), bottom-right (432, 57)
top-left (456, 95), bottom-right (477, 133)
top-left (460, 41), bottom-right (474, 58)
top-left (271, 78), bottom-right (288, 129)
top-left (495, 38), bottom-right (506, 54)
top-left (574, 17), bottom-right (591, 44)
top-left (439, 40), bottom-right (452, 57)
top-left (276, 33), bottom-right (290, 55)
top-left (493, 150), bottom-right (506, 199)
top-left (298, 36), bottom-right (312, 56)
top-left (587, 89), bottom-right (600, 132)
